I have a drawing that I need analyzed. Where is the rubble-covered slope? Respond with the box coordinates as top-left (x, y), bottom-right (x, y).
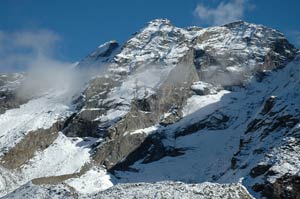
top-left (3, 181), bottom-right (253, 199)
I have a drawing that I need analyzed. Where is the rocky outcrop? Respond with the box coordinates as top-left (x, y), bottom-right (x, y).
top-left (262, 173), bottom-right (300, 199)
top-left (0, 90), bottom-right (27, 114)
top-left (63, 76), bottom-right (120, 137)
top-left (31, 163), bottom-right (92, 186)
top-left (191, 81), bottom-right (221, 95)
top-left (0, 121), bottom-right (64, 169)
top-left (92, 49), bottom-right (199, 169)
top-left (0, 73), bottom-right (27, 114)
top-left (78, 40), bottom-right (119, 68)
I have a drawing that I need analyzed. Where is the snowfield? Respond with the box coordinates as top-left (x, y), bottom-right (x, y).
top-left (0, 90), bottom-right (72, 156)
top-left (19, 133), bottom-right (94, 182)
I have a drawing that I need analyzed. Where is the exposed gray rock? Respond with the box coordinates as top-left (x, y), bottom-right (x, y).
top-left (91, 49), bottom-right (199, 168)
top-left (78, 40), bottom-right (119, 68)
top-left (262, 173), bottom-right (300, 199)
top-left (0, 73), bottom-right (27, 114)
top-left (0, 120), bottom-right (64, 169)
top-left (191, 81), bottom-right (221, 95)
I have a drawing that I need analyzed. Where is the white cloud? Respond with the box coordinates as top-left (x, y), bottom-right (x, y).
top-left (0, 29), bottom-right (105, 103)
top-left (194, 0), bottom-right (246, 26)
top-left (13, 29), bottom-right (61, 56)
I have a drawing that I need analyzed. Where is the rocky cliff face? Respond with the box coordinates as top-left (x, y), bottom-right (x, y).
top-left (0, 19), bottom-right (299, 198)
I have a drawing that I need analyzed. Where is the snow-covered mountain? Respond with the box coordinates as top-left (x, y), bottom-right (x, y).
top-left (0, 19), bottom-right (299, 198)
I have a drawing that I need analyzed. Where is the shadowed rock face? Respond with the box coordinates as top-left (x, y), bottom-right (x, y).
top-left (77, 40), bottom-right (120, 68)
top-left (262, 174), bottom-right (300, 199)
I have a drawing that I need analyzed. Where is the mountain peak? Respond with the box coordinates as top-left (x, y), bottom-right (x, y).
top-left (147, 18), bottom-right (173, 26)
top-left (97, 40), bottom-right (118, 49)
top-left (1, 18), bottom-right (300, 199)
top-left (78, 40), bottom-right (119, 67)
top-left (223, 20), bottom-right (285, 38)
top-left (138, 18), bottom-right (174, 35)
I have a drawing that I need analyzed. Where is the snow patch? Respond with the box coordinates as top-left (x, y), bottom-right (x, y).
top-left (65, 167), bottom-right (113, 194)
top-left (182, 90), bottom-right (230, 116)
top-left (19, 133), bottom-right (93, 182)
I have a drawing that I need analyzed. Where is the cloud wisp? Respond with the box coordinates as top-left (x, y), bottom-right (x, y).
top-left (0, 29), bottom-right (106, 104)
top-left (193, 0), bottom-right (248, 26)
top-left (0, 29), bottom-right (62, 72)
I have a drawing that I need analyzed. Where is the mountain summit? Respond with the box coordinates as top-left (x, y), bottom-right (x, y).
top-left (0, 19), bottom-right (299, 198)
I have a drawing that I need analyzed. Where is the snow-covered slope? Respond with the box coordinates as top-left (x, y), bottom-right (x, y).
top-left (0, 92), bottom-right (71, 156)
top-left (0, 19), bottom-right (299, 198)
top-left (111, 54), bottom-right (300, 198)
top-left (0, 88), bottom-right (92, 196)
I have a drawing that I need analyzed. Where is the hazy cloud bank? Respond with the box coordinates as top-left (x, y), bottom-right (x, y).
top-left (0, 29), bottom-right (105, 103)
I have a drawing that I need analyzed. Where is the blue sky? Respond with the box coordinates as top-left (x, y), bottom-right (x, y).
top-left (0, 0), bottom-right (300, 63)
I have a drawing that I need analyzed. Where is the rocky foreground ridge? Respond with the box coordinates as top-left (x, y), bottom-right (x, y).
top-left (3, 181), bottom-right (254, 199)
top-left (0, 19), bottom-right (299, 198)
